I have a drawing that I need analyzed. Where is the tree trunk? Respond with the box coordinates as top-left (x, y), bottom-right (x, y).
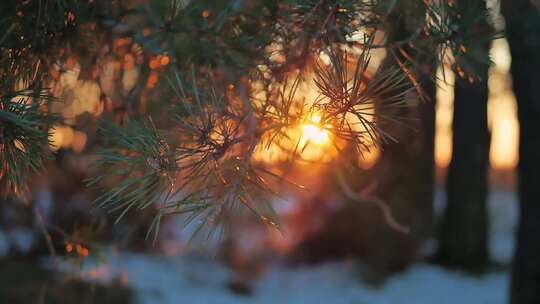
top-left (502, 1), bottom-right (540, 303)
top-left (371, 74), bottom-right (436, 273)
top-left (289, 3), bottom-right (437, 277)
top-left (372, 4), bottom-right (437, 273)
top-left (435, 0), bottom-right (492, 271)
top-left (437, 74), bottom-right (490, 270)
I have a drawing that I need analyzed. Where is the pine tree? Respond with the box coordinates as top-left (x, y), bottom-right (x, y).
top-left (501, 1), bottom-right (540, 303)
top-left (0, 0), bottom-right (498, 242)
top-left (437, 0), bottom-right (493, 271)
top-left (369, 0), bottom-right (437, 274)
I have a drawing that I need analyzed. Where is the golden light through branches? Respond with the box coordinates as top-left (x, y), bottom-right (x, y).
top-left (300, 114), bottom-right (331, 146)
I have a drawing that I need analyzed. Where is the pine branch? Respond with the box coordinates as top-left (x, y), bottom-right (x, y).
top-left (312, 39), bottom-right (414, 153)
top-left (0, 87), bottom-right (56, 197)
top-left (0, 0), bottom-right (502, 240)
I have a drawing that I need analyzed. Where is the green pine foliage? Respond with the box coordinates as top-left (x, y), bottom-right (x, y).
top-left (0, 88), bottom-right (56, 196)
top-left (0, 0), bottom-right (498, 238)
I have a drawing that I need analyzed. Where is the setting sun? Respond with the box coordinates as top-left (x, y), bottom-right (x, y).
top-left (301, 124), bottom-right (330, 145)
top-left (300, 114), bottom-right (331, 146)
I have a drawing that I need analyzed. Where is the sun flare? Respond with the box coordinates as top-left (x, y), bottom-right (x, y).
top-left (301, 124), bottom-right (330, 145)
top-left (300, 114), bottom-right (331, 146)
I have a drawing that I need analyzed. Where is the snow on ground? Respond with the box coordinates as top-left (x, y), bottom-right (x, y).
top-left (58, 252), bottom-right (508, 304)
top-left (434, 189), bottom-right (518, 264)
top-left (488, 190), bottom-right (518, 263)
top-left (49, 188), bottom-right (516, 304)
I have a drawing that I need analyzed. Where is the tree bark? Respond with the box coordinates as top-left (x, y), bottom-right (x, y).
top-left (437, 74), bottom-right (490, 270)
top-left (502, 1), bottom-right (540, 303)
top-left (371, 74), bottom-right (436, 273)
top-left (435, 0), bottom-right (492, 271)
top-left (371, 3), bottom-right (437, 273)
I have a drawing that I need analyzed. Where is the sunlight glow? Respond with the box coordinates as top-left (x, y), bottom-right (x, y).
top-left (254, 111), bottom-right (335, 163)
top-left (488, 38), bottom-right (519, 170)
top-left (435, 38), bottom-right (519, 170)
top-left (435, 65), bottom-right (455, 169)
top-left (301, 124), bottom-right (330, 145)
top-left (301, 115), bottom-right (330, 146)
top-left (256, 39), bottom-right (518, 172)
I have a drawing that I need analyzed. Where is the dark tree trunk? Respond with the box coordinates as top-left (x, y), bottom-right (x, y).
top-left (288, 56), bottom-right (436, 280)
top-left (437, 74), bottom-right (491, 269)
top-left (289, 66), bottom-right (436, 280)
top-left (371, 3), bottom-right (437, 273)
top-left (371, 74), bottom-right (436, 273)
top-left (502, 1), bottom-right (540, 303)
top-left (435, 0), bottom-right (492, 271)
top-left (289, 3), bottom-right (437, 278)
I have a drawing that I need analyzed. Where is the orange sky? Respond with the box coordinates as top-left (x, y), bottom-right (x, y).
top-left (435, 38), bottom-right (519, 170)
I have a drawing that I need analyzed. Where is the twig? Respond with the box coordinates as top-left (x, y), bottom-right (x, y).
top-left (335, 170), bottom-right (410, 234)
top-left (34, 205), bottom-right (59, 269)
